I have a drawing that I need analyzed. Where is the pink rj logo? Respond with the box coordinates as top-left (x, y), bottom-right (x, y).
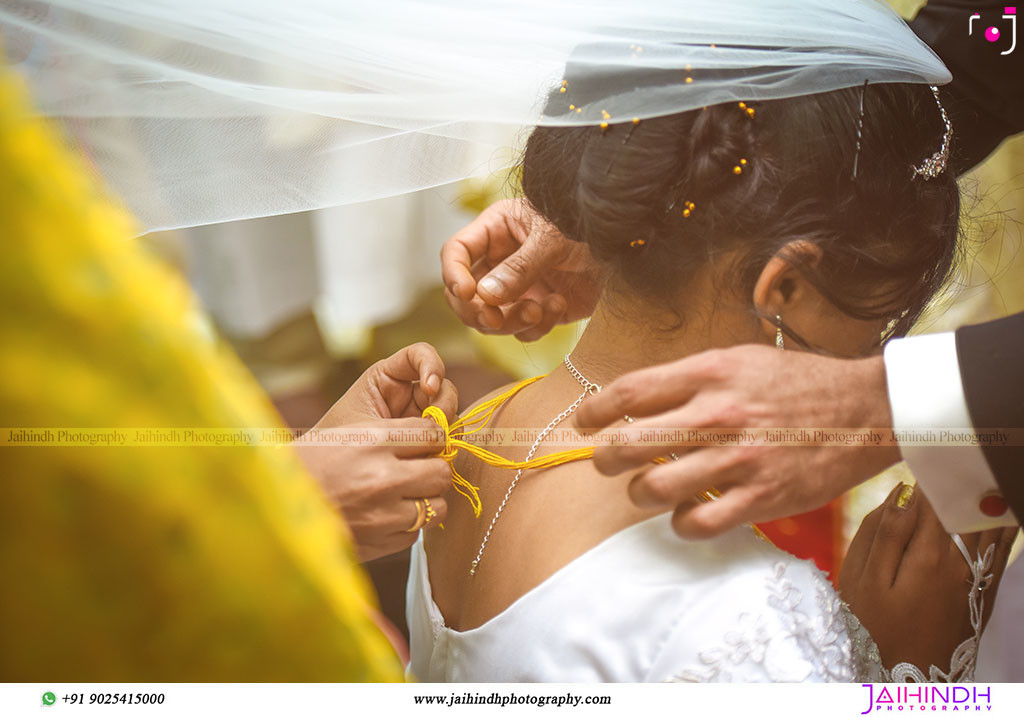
top-left (970, 7), bottom-right (1018, 55)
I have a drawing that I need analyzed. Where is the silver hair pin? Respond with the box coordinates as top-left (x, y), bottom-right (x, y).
top-left (911, 85), bottom-right (953, 180)
top-left (851, 80), bottom-right (868, 181)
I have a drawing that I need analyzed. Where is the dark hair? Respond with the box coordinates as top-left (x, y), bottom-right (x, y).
top-left (521, 80), bottom-right (962, 340)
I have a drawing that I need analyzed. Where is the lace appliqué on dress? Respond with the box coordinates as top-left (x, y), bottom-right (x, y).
top-left (668, 611), bottom-right (776, 682)
top-left (838, 601), bottom-right (886, 683)
top-left (669, 561), bottom-right (884, 682)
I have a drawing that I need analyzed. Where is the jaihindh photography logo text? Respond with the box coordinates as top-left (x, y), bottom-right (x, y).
top-left (861, 684), bottom-right (993, 713)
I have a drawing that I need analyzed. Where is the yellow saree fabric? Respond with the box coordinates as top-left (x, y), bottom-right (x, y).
top-left (0, 65), bottom-right (402, 681)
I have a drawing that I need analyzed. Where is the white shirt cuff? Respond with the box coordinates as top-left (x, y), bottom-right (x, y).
top-left (884, 332), bottom-right (1015, 532)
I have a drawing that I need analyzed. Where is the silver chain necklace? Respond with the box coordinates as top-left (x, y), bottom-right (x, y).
top-left (468, 353), bottom-right (600, 576)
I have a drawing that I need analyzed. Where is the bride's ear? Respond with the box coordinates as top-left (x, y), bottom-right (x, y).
top-left (750, 240), bottom-right (824, 343)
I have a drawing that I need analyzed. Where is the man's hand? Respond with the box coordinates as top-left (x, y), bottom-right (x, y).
top-left (294, 343), bottom-right (458, 562)
top-left (441, 198), bottom-right (601, 341)
top-left (574, 345), bottom-right (901, 539)
top-left (840, 484), bottom-right (1018, 673)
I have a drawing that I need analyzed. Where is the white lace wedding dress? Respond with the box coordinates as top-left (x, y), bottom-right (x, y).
top-left (405, 513), bottom-right (886, 682)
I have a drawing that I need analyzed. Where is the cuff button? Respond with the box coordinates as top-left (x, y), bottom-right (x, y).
top-left (979, 491), bottom-right (1009, 518)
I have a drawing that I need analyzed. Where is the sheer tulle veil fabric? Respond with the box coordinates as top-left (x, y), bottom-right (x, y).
top-left (0, 0), bottom-right (949, 231)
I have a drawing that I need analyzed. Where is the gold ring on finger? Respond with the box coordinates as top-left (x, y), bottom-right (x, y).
top-left (405, 499), bottom-right (427, 533)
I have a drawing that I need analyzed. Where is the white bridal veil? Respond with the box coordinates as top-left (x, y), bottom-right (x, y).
top-left (0, 0), bottom-right (950, 231)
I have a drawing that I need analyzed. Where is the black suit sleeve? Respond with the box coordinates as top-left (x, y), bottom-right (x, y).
top-left (917, 2), bottom-right (1024, 521)
top-left (910, 1), bottom-right (1024, 175)
top-left (955, 313), bottom-right (1024, 523)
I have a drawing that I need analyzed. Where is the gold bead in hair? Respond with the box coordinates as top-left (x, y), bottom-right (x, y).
top-left (560, 80), bottom-right (567, 94)
top-left (629, 238), bottom-right (646, 247)
top-left (632, 117), bottom-right (640, 124)
top-left (601, 109), bottom-right (611, 119)
top-left (600, 122), bottom-right (609, 131)
top-left (733, 159), bottom-right (748, 175)
top-left (685, 76), bottom-right (693, 84)
top-left (682, 200), bottom-right (695, 218)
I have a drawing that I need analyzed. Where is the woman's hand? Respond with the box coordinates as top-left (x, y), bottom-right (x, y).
top-left (296, 417), bottom-right (453, 562)
top-left (312, 341), bottom-right (458, 425)
top-left (441, 198), bottom-right (602, 341)
top-left (294, 343), bottom-right (459, 562)
top-left (839, 483), bottom-right (1018, 674)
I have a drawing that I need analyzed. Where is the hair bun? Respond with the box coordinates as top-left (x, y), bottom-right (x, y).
top-left (521, 101), bottom-right (769, 292)
top-left (522, 82), bottom-right (959, 340)
top-left (673, 103), bottom-right (761, 224)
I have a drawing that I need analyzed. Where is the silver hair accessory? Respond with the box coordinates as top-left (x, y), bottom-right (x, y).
top-left (911, 85), bottom-right (953, 180)
top-left (851, 80), bottom-right (869, 181)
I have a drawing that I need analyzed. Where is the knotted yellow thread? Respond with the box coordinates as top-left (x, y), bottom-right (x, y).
top-left (421, 373), bottom-right (770, 545)
top-left (422, 374), bottom-right (594, 518)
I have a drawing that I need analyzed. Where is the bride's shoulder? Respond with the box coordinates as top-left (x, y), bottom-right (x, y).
top-left (714, 535), bottom-right (837, 606)
top-left (645, 528), bottom-right (868, 682)
top-left (446, 376), bottom-right (546, 479)
top-left (648, 517), bottom-right (835, 599)
top-left (455, 374), bottom-right (553, 430)
top-left (459, 379), bottom-right (526, 416)
top-left (685, 531), bottom-right (846, 640)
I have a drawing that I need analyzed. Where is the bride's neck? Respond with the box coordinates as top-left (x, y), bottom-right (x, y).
top-left (568, 292), bottom-right (719, 388)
